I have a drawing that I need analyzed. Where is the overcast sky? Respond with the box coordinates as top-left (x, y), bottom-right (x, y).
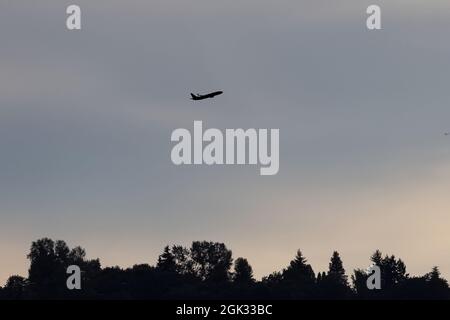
top-left (1, 0), bottom-right (450, 285)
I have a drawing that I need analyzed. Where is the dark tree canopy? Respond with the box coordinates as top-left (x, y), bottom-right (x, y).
top-left (25, 238), bottom-right (100, 298)
top-left (190, 241), bottom-right (233, 283)
top-left (1, 239), bottom-right (449, 300)
top-left (3, 275), bottom-right (28, 300)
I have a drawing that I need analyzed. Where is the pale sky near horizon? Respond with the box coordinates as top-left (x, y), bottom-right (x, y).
top-left (1, 0), bottom-right (450, 286)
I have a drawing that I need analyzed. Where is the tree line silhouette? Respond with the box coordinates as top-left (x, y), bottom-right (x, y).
top-left (0, 238), bottom-right (448, 299)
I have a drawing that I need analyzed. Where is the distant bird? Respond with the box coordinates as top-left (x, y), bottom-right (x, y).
top-left (190, 91), bottom-right (223, 101)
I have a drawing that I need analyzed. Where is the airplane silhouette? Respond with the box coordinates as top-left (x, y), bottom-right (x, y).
top-left (190, 91), bottom-right (223, 101)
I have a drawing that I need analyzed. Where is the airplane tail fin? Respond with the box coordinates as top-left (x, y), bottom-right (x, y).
top-left (190, 93), bottom-right (197, 100)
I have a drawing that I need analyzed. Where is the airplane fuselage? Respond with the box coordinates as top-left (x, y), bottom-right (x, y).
top-left (191, 91), bottom-right (223, 100)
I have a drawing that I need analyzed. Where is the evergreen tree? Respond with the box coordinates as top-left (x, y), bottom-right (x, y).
top-left (370, 250), bottom-right (383, 267)
top-left (283, 251), bottom-right (315, 283)
top-left (233, 258), bottom-right (254, 284)
top-left (157, 246), bottom-right (177, 273)
top-left (327, 251), bottom-right (348, 286)
top-left (424, 266), bottom-right (449, 299)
